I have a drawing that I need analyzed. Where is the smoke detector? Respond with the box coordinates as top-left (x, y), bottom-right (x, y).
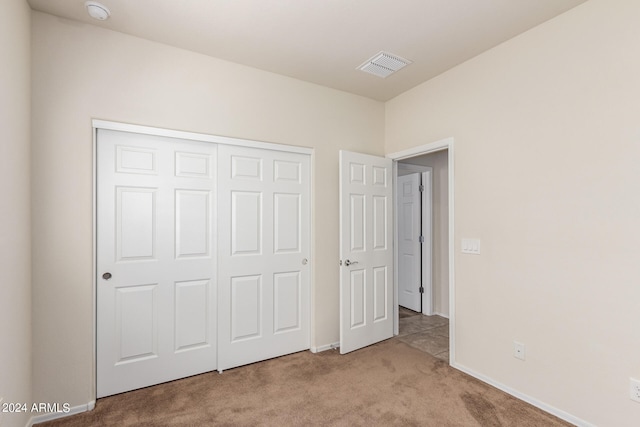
top-left (357, 51), bottom-right (412, 78)
top-left (85, 1), bottom-right (111, 20)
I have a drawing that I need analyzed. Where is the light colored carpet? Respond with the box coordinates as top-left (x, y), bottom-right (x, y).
top-left (38, 339), bottom-right (571, 426)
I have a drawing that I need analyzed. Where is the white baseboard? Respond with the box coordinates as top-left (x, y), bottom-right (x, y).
top-left (27, 400), bottom-right (95, 427)
top-left (433, 311), bottom-right (449, 319)
top-left (452, 362), bottom-right (593, 427)
top-left (310, 342), bottom-right (340, 353)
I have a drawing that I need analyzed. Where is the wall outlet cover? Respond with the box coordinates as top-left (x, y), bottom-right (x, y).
top-left (513, 341), bottom-right (525, 360)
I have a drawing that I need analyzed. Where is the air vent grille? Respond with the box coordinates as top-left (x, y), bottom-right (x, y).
top-left (358, 52), bottom-right (412, 78)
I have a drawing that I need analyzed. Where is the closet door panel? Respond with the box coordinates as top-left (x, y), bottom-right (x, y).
top-left (218, 145), bottom-right (310, 371)
top-left (97, 130), bottom-right (217, 397)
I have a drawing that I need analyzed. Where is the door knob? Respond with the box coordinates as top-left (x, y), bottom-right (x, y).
top-left (302, 258), bottom-right (308, 265)
top-left (102, 272), bottom-right (112, 280)
top-left (344, 259), bottom-right (358, 266)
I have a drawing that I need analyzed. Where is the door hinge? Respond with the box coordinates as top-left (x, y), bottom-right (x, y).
top-left (419, 235), bottom-right (425, 243)
top-left (419, 184), bottom-right (424, 192)
top-left (419, 286), bottom-right (424, 294)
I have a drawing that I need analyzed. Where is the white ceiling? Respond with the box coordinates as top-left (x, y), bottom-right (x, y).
top-left (27, 0), bottom-right (587, 101)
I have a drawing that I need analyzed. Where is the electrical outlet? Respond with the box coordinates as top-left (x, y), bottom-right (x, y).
top-left (513, 341), bottom-right (525, 360)
top-left (630, 378), bottom-right (640, 402)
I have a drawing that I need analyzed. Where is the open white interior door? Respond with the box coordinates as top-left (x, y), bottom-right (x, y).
top-left (339, 150), bottom-right (393, 354)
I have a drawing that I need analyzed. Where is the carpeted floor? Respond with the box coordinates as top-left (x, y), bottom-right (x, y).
top-left (38, 339), bottom-right (571, 426)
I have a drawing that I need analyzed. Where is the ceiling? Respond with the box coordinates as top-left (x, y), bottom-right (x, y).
top-left (27, 0), bottom-right (587, 101)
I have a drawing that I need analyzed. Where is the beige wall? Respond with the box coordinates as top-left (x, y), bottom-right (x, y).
top-left (0, 1), bottom-right (32, 427)
top-left (31, 11), bottom-right (384, 407)
top-left (400, 151), bottom-right (449, 317)
top-left (386, 0), bottom-right (640, 425)
top-left (30, 1), bottom-right (640, 424)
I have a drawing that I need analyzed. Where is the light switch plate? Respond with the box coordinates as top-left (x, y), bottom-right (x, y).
top-left (630, 378), bottom-right (640, 402)
top-left (462, 238), bottom-right (481, 254)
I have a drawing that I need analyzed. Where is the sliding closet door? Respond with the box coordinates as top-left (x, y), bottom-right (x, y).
top-left (217, 145), bottom-right (310, 371)
top-left (97, 129), bottom-right (217, 397)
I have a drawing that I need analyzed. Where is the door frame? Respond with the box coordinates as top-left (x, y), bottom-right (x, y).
top-left (387, 137), bottom-right (455, 364)
top-left (91, 119), bottom-right (314, 401)
top-left (396, 164), bottom-right (433, 315)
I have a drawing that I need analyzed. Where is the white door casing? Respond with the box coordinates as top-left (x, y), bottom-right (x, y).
top-left (217, 144), bottom-right (311, 371)
top-left (339, 150), bottom-right (394, 354)
top-left (397, 173), bottom-right (422, 312)
top-left (97, 129), bottom-right (217, 397)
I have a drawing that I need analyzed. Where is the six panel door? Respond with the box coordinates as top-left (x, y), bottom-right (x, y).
top-left (97, 130), bottom-right (217, 397)
top-left (217, 144), bottom-right (311, 371)
top-left (339, 150), bottom-right (393, 354)
top-left (98, 128), bottom-right (313, 393)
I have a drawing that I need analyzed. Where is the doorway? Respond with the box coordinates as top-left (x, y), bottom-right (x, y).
top-left (388, 138), bottom-right (454, 363)
top-left (397, 164), bottom-right (432, 315)
top-left (398, 152), bottom-right (448, 319)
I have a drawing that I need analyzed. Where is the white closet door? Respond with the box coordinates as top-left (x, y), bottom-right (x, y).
top-left (97, 129), bottom-right (217, 397)
top-left (218, 145), bottom-right (310, 371)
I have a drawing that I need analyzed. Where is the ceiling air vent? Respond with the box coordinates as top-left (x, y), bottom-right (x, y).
top-left (358, 51), bottom-right (412, 78)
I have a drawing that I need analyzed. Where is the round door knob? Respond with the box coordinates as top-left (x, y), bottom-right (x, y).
top-left (302, 258), bottom-right (308, 265)
top-left (102, 272), bottom-right (112, 280)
